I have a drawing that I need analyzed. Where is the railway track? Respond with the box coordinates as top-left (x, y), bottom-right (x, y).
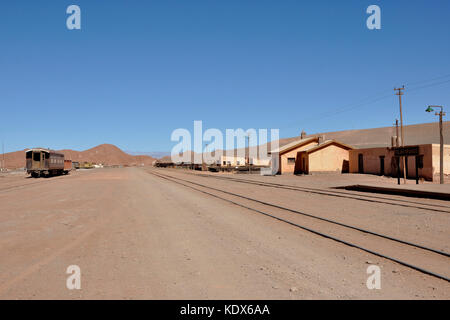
top-left (148, 169), bottom-right (450, 283)
top-left (0, 173), bottom-right (78, 194)
top-left (171, 170), bottom-right (450, 213)
top-left (0, 179), bottom-right (59, 193)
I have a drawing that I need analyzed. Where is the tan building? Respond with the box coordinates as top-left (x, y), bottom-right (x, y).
top-left (217, 155), bottom-right (271, 167)
top-left (270, 137), bottom-right (353, 174)
top-left (349, 144), bottom-right (450, 181)
top-left (296, 140), bottom-right (353, 174)
top-left (249, 157), bottom-right (271, 166)
top-left (217, 155), bottom-right (246, 167)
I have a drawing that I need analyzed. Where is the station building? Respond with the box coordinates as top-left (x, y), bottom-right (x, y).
top-left (349, 144), bottom-right (450, 181)
top-left (269, 137), bottom-right (353, 174)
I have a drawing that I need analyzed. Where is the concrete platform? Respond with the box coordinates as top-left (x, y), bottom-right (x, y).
top-left (336, 183), bottom-right (450, 201)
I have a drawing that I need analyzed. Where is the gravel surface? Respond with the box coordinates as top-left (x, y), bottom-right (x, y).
top-left (0, 167), bottom-right (448, 299)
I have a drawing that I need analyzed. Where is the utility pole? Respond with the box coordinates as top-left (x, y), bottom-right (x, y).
top-left (393, 119), bottom-right (400, 147)
top-left (393, 119), bottom-right (401, 184)
top-left (394, 86), bottom-right (407, 184)
top-left (426, 105), bottom-right (446, 184)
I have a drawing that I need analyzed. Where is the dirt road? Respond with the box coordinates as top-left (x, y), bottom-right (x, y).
top-left (0, 168), bottom-right (448, 299)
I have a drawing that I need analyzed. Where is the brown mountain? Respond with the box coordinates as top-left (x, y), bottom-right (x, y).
top-left (177, 121), bottom-right (450, 162)
top-left (1, 144), bottom-right (156, 169)
top-left (3, 121), bottom-right (449, 169)
top-left (247, 121), bottom-right (450, 155)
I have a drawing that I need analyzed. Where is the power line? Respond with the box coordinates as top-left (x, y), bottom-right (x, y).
top-left (278, 72), bottom-right (450, 130)
top-left (405, 73), bottom-right (450, 87)
top-left (408, 78), bottom-right (450, 94)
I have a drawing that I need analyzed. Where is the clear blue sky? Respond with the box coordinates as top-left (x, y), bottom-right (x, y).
top-left (1, 0), bottom-right (449, 152)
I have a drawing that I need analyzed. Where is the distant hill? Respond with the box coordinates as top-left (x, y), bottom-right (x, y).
top-left (160, 121), bottom-right (450, 163)
top-left (254, 121), bottom-right (450, 154)
top-left (125, 151), bottom-right (171, 158)
top-left (301, 121), bottom-right (450, 149)
top-left (3, 121), bottom-right (449, 169)
top-left (1, 144), bottom-right (156, 169)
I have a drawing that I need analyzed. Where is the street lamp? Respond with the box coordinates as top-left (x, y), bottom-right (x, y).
top-left (426, 105), bottom-right (446, 184)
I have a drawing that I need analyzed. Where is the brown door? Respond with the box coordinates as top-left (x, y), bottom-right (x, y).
top-left (303, 155), bottom-right (309, 174)
top-left (358, 154), bottom-right (364, 173)
top-left (32, 152), bottom-right (41, 169)
top-left (379, 156), bottom-right (385, 176)
top-left (295, 152), bottom-right (306, 174)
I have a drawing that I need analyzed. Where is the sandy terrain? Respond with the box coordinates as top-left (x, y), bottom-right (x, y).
top-left (0, 167), bottom-right (448, 299)
top-left (0, 144), bottom-right (155, 169)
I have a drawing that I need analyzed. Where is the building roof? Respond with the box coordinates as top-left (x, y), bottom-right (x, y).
top-left (269, 137), bottom-right (318, 154)
top-left (303, 140), bottom-right (353, 153)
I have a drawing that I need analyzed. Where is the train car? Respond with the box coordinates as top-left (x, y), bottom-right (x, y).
top-left (25, 148), bottom-right (70, 178)
top-left (64, 159), bottom-right (73, 173)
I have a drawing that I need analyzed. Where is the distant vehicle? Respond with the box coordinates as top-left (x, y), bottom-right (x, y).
top-left (78, 162), bottom-right (94, 169)
top-left (25, 148), bottom-right (71, 178)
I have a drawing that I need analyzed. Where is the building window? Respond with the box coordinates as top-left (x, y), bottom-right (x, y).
top-left (287, 157), bottom-right (296, 164)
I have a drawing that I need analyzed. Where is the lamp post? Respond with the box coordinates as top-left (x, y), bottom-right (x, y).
top-left (426, 105), bottom-right (446, 184)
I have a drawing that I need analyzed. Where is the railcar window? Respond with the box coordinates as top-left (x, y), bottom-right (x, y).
top-left (26, 152), bottom-right (32, 159)
top-left (33, 152), bottom-right (40, 161)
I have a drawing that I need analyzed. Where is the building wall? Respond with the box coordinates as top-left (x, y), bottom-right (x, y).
top-left (250, 158), bottom-right (271, 166)
top-left (218, 156), bottom-right (246, 166)
top-left (349, 147), bottom-right (390, 175)
top-left (308, 144), bottom-right (350, 173)
top-left (431, 144), bottom-right (450, 176)
top-left (279, 141), bottom-right (318, 174)
top-left (349, 144), bottom-right (437, 181)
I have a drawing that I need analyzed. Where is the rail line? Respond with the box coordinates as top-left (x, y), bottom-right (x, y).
top-left (148, 169), bottom-right (450, 283)
top-left (0, 172), bottom-right (80, 194)
top-left (172, 170), bottom-right (450, 213)
top-left (0, 178), bottom-right (62, 194)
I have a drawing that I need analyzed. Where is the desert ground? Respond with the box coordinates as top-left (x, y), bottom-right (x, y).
top-left (0, 167), bottom-right (449, 299)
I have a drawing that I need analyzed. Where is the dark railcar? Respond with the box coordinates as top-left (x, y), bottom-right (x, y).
top-left (26, 148), bottom-right (70, 178)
